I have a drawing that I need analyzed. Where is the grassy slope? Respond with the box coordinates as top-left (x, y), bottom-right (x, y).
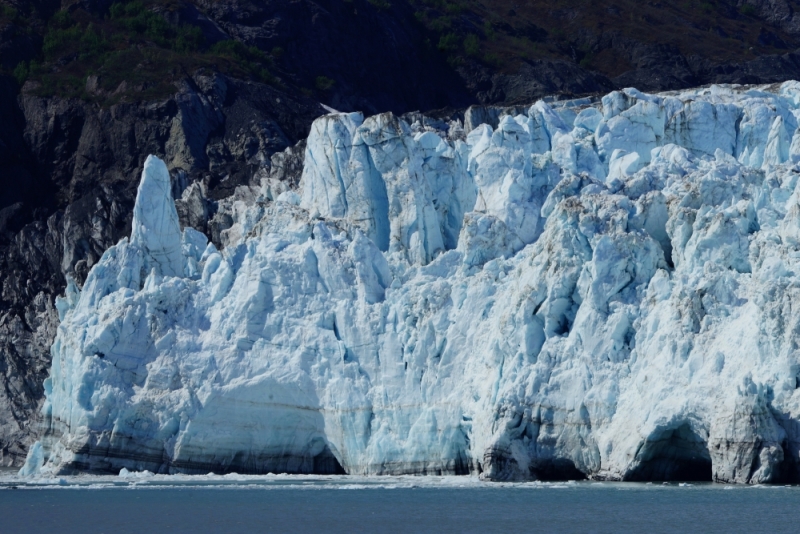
top-left (411, 0), bottom-right (797, 77)
top-left (0, 0), bottom-right (797, 104)
top-left (2, 0), bottom-right (278, 103)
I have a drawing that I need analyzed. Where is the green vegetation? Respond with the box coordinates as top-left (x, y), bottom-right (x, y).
top-left (1, 4), bottom-right (18, 19)
top-left (367, 0), bottom-right (392, 10)
top-left (429, 16), bottom-right (453, 33)
top-left (8, 0), bottom-right (276, 102)
top-left (482, 21), bottom-right (496, 41)
top-left (209, 40), bottom-right (274, 83)
top-left (12, 60), bottom-right (32, 85)
top-left (698, 1), bottom-right (714, 13)
top-left (739, 3), bottom-right (757, 16)
top-left (315, 75), bottom-right (335, 91)
top-left (408, 0), bottom-right (792, 77)
top-left (463, 34), bottom-right (480, 57)
top-left (444, 2), bottom-right (463, 14)
top-left (482, 52), bottom-right (501, 68)
top-left (110, 1), bottom-right (204, 53)
top-left (437, 32), bottom-right (459, 52)
top-left (1, 2), bottom-right (35, 33)
top-left (1, 0), bottom-right (792, 102)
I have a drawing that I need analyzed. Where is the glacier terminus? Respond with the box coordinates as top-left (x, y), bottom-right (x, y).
top-left (21, 82), bottom-right (800, 484)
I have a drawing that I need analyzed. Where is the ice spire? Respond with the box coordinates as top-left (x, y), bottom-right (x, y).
top-left (130, 155), bottom-right (184, 277)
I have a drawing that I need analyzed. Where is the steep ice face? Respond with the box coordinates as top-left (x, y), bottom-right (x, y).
top-left (130, 155), bottom-right (185, 278)
top-left (27, 82), bottom-right (800, 483)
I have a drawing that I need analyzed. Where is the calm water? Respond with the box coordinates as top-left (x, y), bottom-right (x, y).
top-left (1, 475), bottom-right (798, 533)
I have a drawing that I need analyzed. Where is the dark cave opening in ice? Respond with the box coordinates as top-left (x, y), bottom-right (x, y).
top-left (624, 424), bottom-right (712, 482)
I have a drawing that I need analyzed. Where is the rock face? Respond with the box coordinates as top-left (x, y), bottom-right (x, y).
top-left (226, 0), bottom-right (800, 108)
top-left (23, 82), bottom-right (800, 483)
top-left (194, 0), bottom-right (473, 114)
top-left (0, 71), bottom-right (323, 466)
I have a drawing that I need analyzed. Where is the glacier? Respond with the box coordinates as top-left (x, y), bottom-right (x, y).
top-left (23, 82), bottom-right (800, 483)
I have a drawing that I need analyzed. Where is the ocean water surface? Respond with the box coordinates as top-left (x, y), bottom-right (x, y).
top-left (1, 474), bottom-right (798, 533)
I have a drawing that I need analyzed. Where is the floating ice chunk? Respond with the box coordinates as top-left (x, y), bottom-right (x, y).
top-left (118, 468), bottom-right (154, 478)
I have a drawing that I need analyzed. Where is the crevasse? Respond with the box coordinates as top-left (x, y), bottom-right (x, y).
top-left (23, 83), bottom-right (800, 483)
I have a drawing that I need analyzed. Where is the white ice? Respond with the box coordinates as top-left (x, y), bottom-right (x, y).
top-left (24, 82), bottom-right (800, 484)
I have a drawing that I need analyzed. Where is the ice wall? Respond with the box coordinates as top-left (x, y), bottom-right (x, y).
top-left (25, 83), bottom-right (800, 483)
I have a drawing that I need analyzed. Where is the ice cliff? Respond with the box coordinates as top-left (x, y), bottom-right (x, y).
top-left (23, 83), bottom-right (800, 483)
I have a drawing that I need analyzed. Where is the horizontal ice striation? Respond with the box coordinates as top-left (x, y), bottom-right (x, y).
top-left (24, 82), bottom-right (800, 483)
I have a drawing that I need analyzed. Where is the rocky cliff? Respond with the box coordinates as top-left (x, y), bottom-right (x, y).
top-left (0, 68), bottom-right (323, 465)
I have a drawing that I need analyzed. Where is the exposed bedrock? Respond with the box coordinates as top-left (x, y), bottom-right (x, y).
top-left (0, 71), bottom-right (322, 466)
